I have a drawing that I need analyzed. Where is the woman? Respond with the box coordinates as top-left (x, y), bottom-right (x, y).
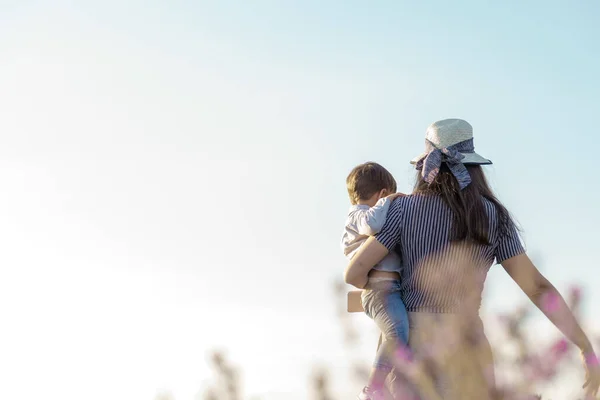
top-left (345, 119), bottom-right (600, 399)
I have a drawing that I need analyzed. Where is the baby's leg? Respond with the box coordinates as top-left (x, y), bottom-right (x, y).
top-left (362, 286), bottom-right (409, 393)
top-left (371, 334), bottom-right (396, 400)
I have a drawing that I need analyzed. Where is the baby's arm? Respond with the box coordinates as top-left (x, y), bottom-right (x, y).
top-left (351, 193), bottom-right (404, 236)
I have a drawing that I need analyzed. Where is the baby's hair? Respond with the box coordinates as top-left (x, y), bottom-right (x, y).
top-left (346, 162), bottom-right (397, 205)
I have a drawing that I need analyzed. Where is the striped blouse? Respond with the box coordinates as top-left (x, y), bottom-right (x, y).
top-left (374, 194), bottom-right (525, 313)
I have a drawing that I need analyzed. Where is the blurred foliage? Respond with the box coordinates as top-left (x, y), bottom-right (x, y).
top-left (160, 282), bottom-right (596, 400)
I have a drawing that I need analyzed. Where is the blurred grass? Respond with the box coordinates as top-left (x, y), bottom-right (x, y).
top-left (165, 281), bottom-right (595, 400)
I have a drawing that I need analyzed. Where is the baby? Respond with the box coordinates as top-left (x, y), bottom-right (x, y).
top-left (341, 162), bottom-right (409, 400)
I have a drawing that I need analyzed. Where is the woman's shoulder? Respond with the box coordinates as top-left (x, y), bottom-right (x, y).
top-left (480, 196), bottom-right (502, 217)
top-left (389, 193), bottom-right (444, 213)
top-left (399, 193), bottom-right (443, 205)
top-left (400, 193), bottom-right (496, 216)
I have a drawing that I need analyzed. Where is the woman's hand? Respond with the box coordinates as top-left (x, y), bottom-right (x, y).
top-left (582, 351), bottom-right (600, 397)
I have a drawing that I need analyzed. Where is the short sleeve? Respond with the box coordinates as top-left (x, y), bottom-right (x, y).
top-left (494, 219), bottom-right (526, 264)
top-left (374, 198), bottom-right (403, 251)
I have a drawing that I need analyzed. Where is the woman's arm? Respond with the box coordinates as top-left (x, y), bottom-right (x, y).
top-left (344, 236), bottom-right (389, 288)
top-left (502, 253), bottom-right (594, 353)
top-left (503, 253), bottom-right (600, 396)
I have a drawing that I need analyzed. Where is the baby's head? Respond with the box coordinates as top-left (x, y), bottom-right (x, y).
top-left (346, 162), bottom-right (397, 206)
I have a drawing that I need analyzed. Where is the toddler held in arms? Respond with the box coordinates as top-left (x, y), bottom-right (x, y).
top-left (341, 162), bottom-right (408, 400)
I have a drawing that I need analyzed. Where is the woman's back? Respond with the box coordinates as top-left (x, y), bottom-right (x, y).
top-left (375, 194), bottom-right (524, 313)
top-left (345, 119), bottom-right (600, 399)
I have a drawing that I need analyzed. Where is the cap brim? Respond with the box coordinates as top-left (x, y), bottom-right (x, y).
top-left (410, 152), bottom-right (492, 165)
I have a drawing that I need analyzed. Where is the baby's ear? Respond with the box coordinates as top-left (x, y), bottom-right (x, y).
top-left (379, 189), bottom-right (389, 198)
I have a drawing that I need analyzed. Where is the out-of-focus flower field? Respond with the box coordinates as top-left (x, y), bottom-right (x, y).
top-left (159, 281), bottom-right (597, 400)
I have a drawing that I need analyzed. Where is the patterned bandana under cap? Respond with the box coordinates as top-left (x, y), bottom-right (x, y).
top-left (415, 138), bottom-right (474, 190)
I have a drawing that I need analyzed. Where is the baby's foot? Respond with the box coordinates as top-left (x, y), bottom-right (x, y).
top-left (357, 387), bottom-right (385, 400)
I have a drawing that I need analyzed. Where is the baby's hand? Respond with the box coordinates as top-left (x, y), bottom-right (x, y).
top-left (386, 192), bottom-right (407, 201)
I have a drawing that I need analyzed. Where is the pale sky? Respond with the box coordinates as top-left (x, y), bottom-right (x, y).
top-left (1, 1), bottom-right (599, 400)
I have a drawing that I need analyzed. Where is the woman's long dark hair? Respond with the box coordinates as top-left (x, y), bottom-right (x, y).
top-left (414, 164), bottom-right (514, 245)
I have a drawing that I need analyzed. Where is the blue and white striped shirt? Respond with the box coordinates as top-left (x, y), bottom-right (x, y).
top-left (374, 194), bottom-right (525, 313)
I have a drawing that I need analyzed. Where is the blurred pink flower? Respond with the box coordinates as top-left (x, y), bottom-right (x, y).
top-left (585, 352), bottom-right (599, 366)
top-left (394, 344), bottom-right (414, 363)
top-left (550, 338), bottom-right (569, 357)
top-left (541, 292), bottom-right (559, 313)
